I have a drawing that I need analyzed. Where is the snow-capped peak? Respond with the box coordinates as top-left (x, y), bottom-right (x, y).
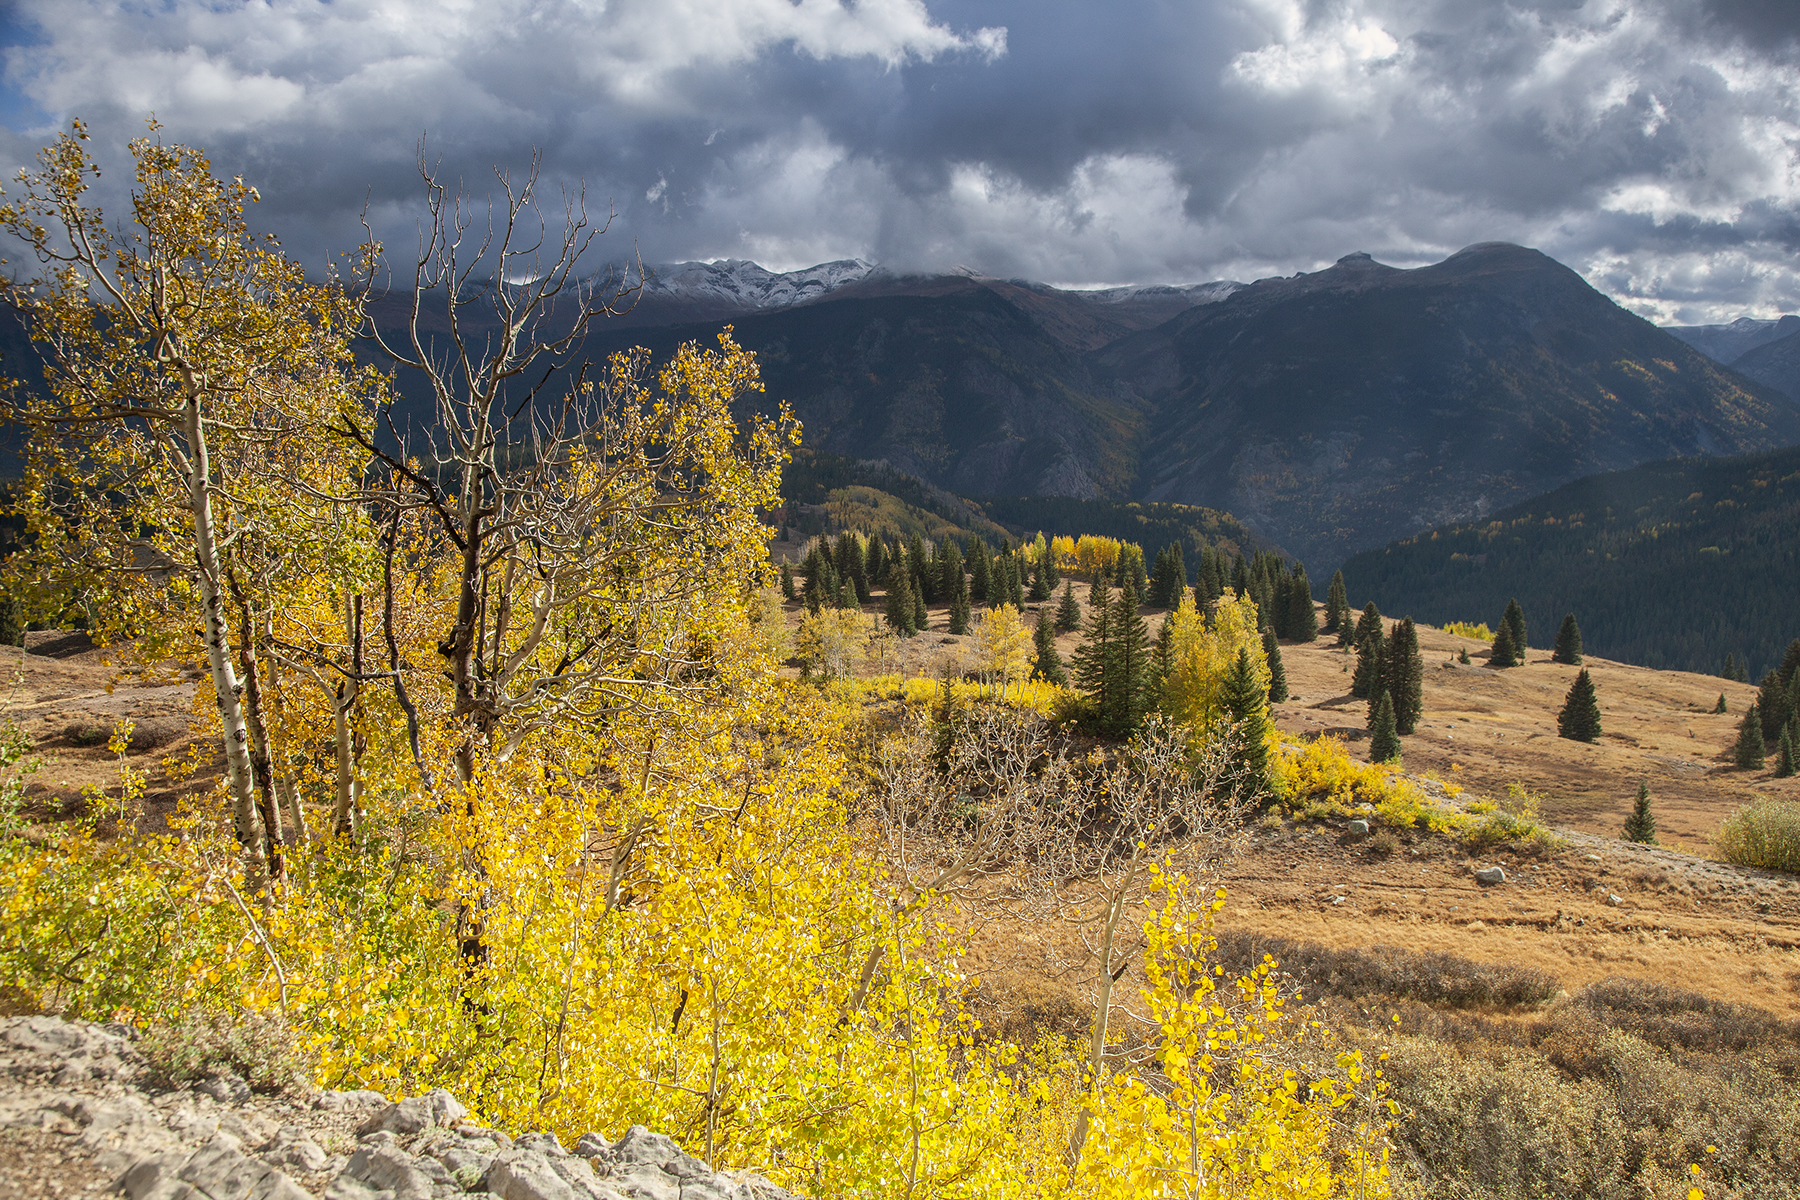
top-left (636, 258), bottom-right (880, 309)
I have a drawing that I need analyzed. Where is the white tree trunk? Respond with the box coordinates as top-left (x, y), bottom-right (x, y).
top-left (185, 400), bottom-right (265, 885)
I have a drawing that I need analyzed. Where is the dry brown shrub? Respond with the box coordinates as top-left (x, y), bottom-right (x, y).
top-left (1211, 932), bottom-right (1561, 1010)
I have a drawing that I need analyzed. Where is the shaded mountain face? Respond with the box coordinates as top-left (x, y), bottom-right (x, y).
top-left (1094, 243), bottom-right (1800, 570)
top-left (1339, 444), bottom-right (1800, 677)
top-left (1719, 326), bottom-right (1800, 403)
top-left (575, 277), bottom-right (1157, 499)
top-left (1664, 314), bottom-right (1800, 364)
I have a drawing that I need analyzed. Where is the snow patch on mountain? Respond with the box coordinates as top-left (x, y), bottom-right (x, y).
top-left (1072, 280), bottom-right (1243, 307)
top-left (636, 258), bottom-right (880, 309)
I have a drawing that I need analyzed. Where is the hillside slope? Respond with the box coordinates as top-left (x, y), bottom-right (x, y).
top-left (1730, 326), bottom-right (1800, 403)
top-left (1337, 444), bottom-right (1800, 677)
top-left (1096, 243), bottom-right (1800, 568)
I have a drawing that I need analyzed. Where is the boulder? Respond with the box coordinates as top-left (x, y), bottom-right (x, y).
top-left (1474, 866), bottom-right (1507, 886)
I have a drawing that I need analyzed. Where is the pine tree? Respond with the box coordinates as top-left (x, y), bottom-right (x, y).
top-left (1055, 579), bottom-right (1081, 633)
top-left (836, 575), bottom-right (855, 610)
top-left (1032, 609), bottom-right (1067, 686)
top-left (884, 566), bottom-right (915, 635)
top-left (1776, 726), bottom-right (1796, 779)
top-left (1262, 627), bottom-right (1288, 703)
top-left (1714, 693), bottom-right (1727, 713)
top-left (1501, 598), bottom-right (1527, 661)
top-left (1027, 555), bottom-right (1051, 601)
top-left (1489, 621), bottom-right (1518, 668)
top-left (836, 533), bottom-right (867, 603)
top-left (1220, 646), bottom-right (1273, 797)
top-left (1459, 647), bottom-right (1470, 664)
top-left (1350, 604), bottom-right (1385, 699)
top-left (780, 561), bottom-right (795, 601)
top-left (1721, 652), bottom-right (1742, 682)
top-left (907, 534), bottom-right (932, 604)
top-left (1088, 575), bottom-right (1108, 608)
top-left (1388, 617), bottom-right (1424, 734)
top-left (1757, 670), bottom-right (1789, 742)
top-left (1070, 589), bottom-right (1113, 709)
top-left (1324, 570), bottom-right (1349, 634)
top-left (864, 535), bottom-right (887, 587)
top-left (1230, 554), bottom-right (1249, 599)
top-left (1782, 638), bottom-right (1800, 689)
top-left (1623, 781), bottom-right (1657, 843)
top-left (1735, 704), bottom-right (1765, 768)
top-left (968, 536), bottom-right (990, 602)
top-left (911, 576), bottom-right (928, 632)
top-left (1557, 668), bottom-right (1602, 742)
top-left (1288, 571), bottom-right (1318, 643)
top-left (1367, 691), bottom-right (1401, 764)
top-left (1104, 581), bottom-right (1153, 737)
top-left (1552, 613), bottom-right (1583, 665)
top-left (1154, 616), bottom-right (1175, 684)
top-left (1010, 554), bottom-right (1026, 608)
top-left (948, 587), bottom-right (971, 636)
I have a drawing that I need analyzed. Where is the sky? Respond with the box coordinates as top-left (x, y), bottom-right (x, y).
top-left (1, 0), bottom-right (1797, 324)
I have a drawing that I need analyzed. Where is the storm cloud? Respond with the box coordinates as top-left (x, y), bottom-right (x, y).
top-left (2, 0), bottom-right (1797, 322)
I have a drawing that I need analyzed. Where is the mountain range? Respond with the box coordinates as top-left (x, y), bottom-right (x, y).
top-left (555, 243), bottom-right (1800, 569)
top-left (1665, 314), bottom-right (1800, 406)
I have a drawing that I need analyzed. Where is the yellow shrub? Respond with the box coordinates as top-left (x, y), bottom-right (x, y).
top-left (1443, 622), bottom-right (1494, 642)
top-left (1275, 735), bottom-right (1457, 833)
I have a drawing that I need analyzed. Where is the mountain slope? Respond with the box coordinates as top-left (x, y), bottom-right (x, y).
top-left (574, 280), bottom-right (1161, 499)
top-left (1729, 327), bottom-right (1800, 403)
top-left (1337, 444), bottom-right (1800, 678)
top-left (1096, 243), bottom-right (1800, 568)
top-left (1663, 314), bottom-right (1800, 364)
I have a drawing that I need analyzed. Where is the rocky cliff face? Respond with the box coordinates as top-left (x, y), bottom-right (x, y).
top-left (0, 1016), bottom-right (795, 1200)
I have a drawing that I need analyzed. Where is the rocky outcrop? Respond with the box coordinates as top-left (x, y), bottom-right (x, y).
top-left (0, 1016), bottom-right (798, 1200)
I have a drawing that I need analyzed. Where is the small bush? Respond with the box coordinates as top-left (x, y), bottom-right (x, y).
top-left (1443, 622), bottom-right (1495, 642)
top-left (1211, 932), bottom-right (1560, 1010)
top-left (1368, 828), bottom-right (1400, 856)
top-left (1716, 798), bottom-right (1800, 872)
top-left (139, 1008), bottom-right (316, 1097)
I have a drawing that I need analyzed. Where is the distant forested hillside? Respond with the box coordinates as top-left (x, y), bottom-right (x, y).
top-left (1339, 446), bottom-right (1800, 677)
top-left (975, 495), bottom-right (1268, 568)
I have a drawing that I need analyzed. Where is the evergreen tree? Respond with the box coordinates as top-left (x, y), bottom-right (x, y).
top-left (1388, 617), bottom-right (1424, 734)
top-left (1055, 580), bottom-right (1081, 633)
top-left (1220, 646), bottom-right (1274, 798)
top-left (907, 534), bottom-right (932, 603)
top-left (1623, 781), bottom-right (1657, 843)
top-left (1367, 691), bottom-right (1401, 764)
top-left (1039, 533), bottom-right (1059, 587)
top-left (1288, 570), bottom-right (1318, 643)
top-left (1459, 647), bottom-right (1470, 664)
top-left (836, 533), bottom-right (867, 603)
top-left (1262, 627), bottom-right (1288, 703)
top-left (1088, 575), bottom-right (1108, 608)
top-left (1351, 605), bottom-right (1385, 699)
top-left (937, 540), bottom-right (966, 603)
top-left (1027, 554), bottom-right (1051, 601)
top-left (1557, 668), bottom-right (1602, 742)
top-left (884, 566), bottom-right (915, 635)
top-left (1489, 621), bottom-right (1519, 668)
top-left (1197, 547), bottom-right (1223, 607)
top-left (1270, 570), bottom-right (1293, 639)
top-left (1070, 588), bottom-right (1113, 711)
top-left (1501, 598), bottom-right (1527, 661)
top-left (1721, 652), bottom-right (1742, 682)
top-left (911, 575), bottom-right (928, 632)
top-left (836, 574), bottom-right (855, 610)
top-left (1009, 553), bottom-right (1026, 608)
top-left (1734, 704), bottom-right (1765, 768)
top-left (1776, 726), bottom-right (1796, 779)
top-left (1032, 609), bottom-right (1067, 686)
top-left (1230, 554), bottom-right (1249, 599)
top-left (1552, 613), bottom-right (1583, 665)
top-left (864, 535), bottom-right (887, 588)
top-left (780, 560), bottom-right (795, 601)
top-left (1154, 615), bottom-right (1175, 685)
top-left (968, 536), bottom-right (990, 602)
top-left (1324, 570), bottom-right (1349, 635)
top-left (1781, 638), bottom-right (1800, 689)
top-left (1758, 670), bottom-right (1790, 742)
top-left (1715, 693), bottom-right (1727, 713)
top-left (989, 554), bottom-right (1013, 610)
top-left (1103, 581), bottom-right (1153, 737)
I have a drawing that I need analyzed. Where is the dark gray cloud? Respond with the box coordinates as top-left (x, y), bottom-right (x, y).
top-left (2, 0), bottom-right (1796, 322)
